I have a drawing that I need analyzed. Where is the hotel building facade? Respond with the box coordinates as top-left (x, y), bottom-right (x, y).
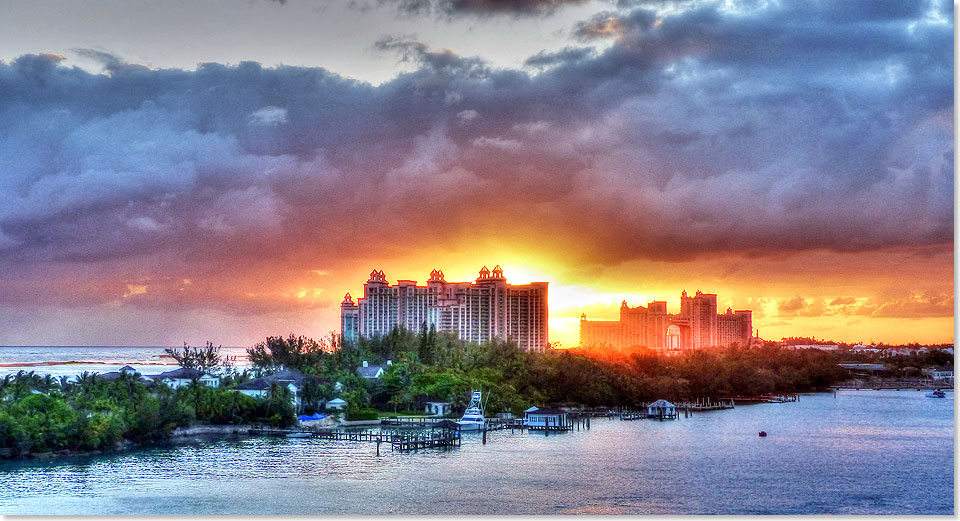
top-left (579, 290), bottom-right (752, 351)
top-left (341, 266), bottom-right (549, 351)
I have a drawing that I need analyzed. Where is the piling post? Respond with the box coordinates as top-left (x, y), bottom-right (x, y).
top-left (482, 427), bottom-right (487, 444)
top-left (586, 416), bottom-right (590, 430)
top-left (376, 439), bottom-right (381, 456)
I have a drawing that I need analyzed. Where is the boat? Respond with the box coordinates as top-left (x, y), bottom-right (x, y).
top-left (457, 391), bottom-right (486, 431)
top-left (926, 389), bottom-right (946, 398)
top-left (285, 432), bottom-right (312, 438)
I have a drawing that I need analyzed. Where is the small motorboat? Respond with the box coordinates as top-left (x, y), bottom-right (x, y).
top-left (758, 431), bottom-right (767, 437)
top-left (285, 432), bottom-right (312, 438)
top-left (926, 390), bottom-right (946, 398)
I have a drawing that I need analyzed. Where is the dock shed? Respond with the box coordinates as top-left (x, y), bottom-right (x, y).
top-left (647, 399), bottom-right (677, 419)
top-left (525, 408), bottom-right (570, 430)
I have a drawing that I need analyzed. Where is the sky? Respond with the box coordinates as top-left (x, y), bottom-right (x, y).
top-left (0, 0), bottom-right (953, 348)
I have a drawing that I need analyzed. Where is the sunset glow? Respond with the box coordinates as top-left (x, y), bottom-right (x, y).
top-left (0, 0), bottom-right (952, 348)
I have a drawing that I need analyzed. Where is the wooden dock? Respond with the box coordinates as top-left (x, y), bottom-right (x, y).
top-left (249, 427), bottom-right (460, 451)
top-left (615, 399), bottom-right (736, 421)
top-left (727, 395), bottom-right (798, 404)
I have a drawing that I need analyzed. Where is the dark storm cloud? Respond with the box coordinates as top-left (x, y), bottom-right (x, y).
top-left (381, 0), bottom-right (588, 18)
top-left (524, 47), bottom-right (595, 68)
top-left (0, 0), bottom-right (952, 309)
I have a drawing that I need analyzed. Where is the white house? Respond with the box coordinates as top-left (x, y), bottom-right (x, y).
top-left (235, 378), bottom-right (301, 410)
top-left (525, 408), bottom-right (568, 429)
top-left (925, 366), bottom-right (954, 383)
top-left (150, 368), bottom-right (221, 389)
top-left (425, 401), bottom-right (452, 416)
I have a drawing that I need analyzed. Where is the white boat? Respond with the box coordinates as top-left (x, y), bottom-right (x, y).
top-left (457, 391), bottom-right (486, 431)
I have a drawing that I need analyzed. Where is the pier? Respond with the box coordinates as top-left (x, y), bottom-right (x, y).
top-left (616, 399), bottom-right (736, 420)
top-left (729, 394), bottom-right (798, 405)
top-left (249, 427), bottom-right (461, 451)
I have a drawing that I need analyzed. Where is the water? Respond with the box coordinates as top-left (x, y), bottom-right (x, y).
top-left (0, 346), bottom-right (251, 377)
top-left (0, 390), bottom-right (952, 514)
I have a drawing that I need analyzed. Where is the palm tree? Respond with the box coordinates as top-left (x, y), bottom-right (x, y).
top-left (58, 375), bottom-right (72, 394)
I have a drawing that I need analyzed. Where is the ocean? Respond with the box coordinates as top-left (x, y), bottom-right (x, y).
top-left (0, 345), bottom-right (252, 378)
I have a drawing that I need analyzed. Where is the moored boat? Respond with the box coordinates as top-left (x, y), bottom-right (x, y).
top-left (926, 389), bottom-right (946, 398)
top-left (457, 391), bottom-right (486, 431)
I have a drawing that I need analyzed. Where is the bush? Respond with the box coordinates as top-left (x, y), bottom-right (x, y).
top-left (346, 407), bottom-right (379, 421)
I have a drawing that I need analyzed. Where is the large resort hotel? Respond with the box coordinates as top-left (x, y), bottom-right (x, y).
top-left (341, 266), bottom-right (549, 351)
top-left (580, 290), bottom-right (754, 351)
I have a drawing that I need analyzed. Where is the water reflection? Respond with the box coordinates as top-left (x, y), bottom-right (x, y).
top-left (0, 390), bottom-right (953, 515)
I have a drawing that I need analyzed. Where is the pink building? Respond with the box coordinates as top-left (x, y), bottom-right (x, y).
top-left (341, 266), bottom-right (549, 351)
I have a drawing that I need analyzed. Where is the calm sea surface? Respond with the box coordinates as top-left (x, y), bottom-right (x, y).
top-left (0, 345), bottom-right (252, 377)
top-left (0, 389), bottom-right (953, 515)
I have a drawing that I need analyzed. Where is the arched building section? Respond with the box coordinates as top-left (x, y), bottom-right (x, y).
top-left (579, 290), bottom-right (752, 351)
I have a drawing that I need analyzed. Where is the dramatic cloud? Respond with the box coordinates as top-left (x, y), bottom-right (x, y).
top-left (381, 0), bottom-right (589, 18)
top-left (0, 0), bottom-right (952, 340)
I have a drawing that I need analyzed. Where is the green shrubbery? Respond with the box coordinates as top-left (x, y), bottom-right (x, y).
top-left (248, 329), bottom-right (854, 417)
top-left (345, 407), bottom-right (379, 421)
top-left (0, 371), bottom-right (296, 457)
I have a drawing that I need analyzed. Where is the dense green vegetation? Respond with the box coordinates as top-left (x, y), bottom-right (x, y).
top-left (0, 357), bottom-right (295, 457)
top-left (249, 328), bottom-right (858, 417)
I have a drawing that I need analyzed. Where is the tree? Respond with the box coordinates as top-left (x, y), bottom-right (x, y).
top-left (165, 342), bottom-right (227, 373)
top-left (247, 334), bottom-right (330, 371)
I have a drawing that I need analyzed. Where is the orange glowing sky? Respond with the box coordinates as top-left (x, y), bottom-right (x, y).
top-left (0, 0), bottom-right (952, 348)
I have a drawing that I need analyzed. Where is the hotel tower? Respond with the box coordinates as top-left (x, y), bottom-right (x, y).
top-left (341, 266), bottom-right (549, 351)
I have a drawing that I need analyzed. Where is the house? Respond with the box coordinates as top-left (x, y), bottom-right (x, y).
top-left (236, 378), bottom-right (302, 410)
top-left (647, 399), bottom-right (677, 419)
top-left (356, 360), bottom-right (385, 379)
top-left (525, 408), bottom-right (569, 429)
top-left (149, 368), bottom-right (221, 389)
top-left (925, 366), bottom-right (954, 383)
top-left (99, 365), bottom-right (152, 382)
top-left (425, 401), bottom-right (452, 416)
top-left (327, 398), bottom-right (347, 411)
top-left (233, 367), bottom-right (325, 411)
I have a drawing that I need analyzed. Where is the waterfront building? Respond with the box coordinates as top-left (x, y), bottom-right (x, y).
top-left (425, 401), bottom-right (452, 416)
top-left (236, 379), bottom-right (301, 410)
top-left (341, 266), bottom-right (549, 351)
top-left (718, 307), bottom-right (753, 348)
top-left (647, 399), bottom-right (677, 419)
top-left (525, 408), bottom-right (570, 429)
top-left (925, 365), bottom-right (954, 383)
top-left (148, 368), bottom-right (221, 389)
top-left (579, 290), bottom-right (752, 350)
